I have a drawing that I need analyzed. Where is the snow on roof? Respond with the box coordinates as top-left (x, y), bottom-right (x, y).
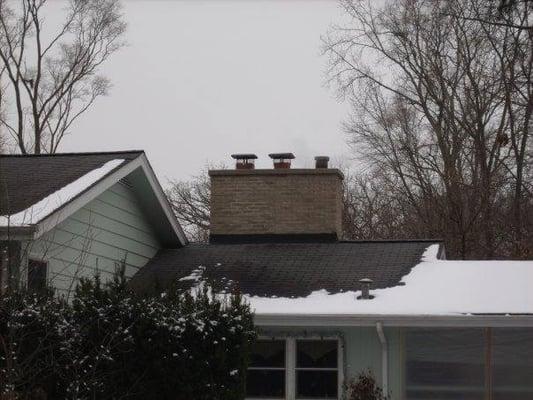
top-left (247, 245), bottom-right (533, 316)
top-left (0, 159), bottom-right (125, 227)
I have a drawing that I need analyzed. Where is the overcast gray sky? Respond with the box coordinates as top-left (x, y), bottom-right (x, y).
top-left (59, 0), bottom-right (350, 182)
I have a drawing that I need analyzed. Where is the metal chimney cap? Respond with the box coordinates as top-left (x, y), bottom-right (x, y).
top-left (314, 156), bottom-right (330, 162)
top-left (268, 153), bottom-right (295, 160)
top-left (231, 153), bottom-right (258, 160)
top-left (359, 278), bottom-right (374, 284)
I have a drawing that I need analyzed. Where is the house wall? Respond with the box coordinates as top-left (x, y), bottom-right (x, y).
top-left (22, 181), bottom-right (162, 297)
top-left (262, 325), bottom-right (404, 400)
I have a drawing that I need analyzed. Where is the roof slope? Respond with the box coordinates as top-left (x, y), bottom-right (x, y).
top-left (0, 151), bottom-right (142, 216)
top-left (130, 240), bottom-right (442, 297)
top-left (250, 246), bottom-right (533, 317)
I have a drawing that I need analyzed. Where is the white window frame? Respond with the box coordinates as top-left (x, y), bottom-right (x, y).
top-left (247, 335), bottom-right (344, 400)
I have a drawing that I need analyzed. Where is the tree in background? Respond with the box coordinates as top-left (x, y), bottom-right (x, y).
top-left (166, 165), bottom-right (224, 243)
top-left (324, 0), bottom-right (533, 259)
top-left (0, 0), bottom-right (126, 154)
top-left (471, 0), bottom-right (533, 30)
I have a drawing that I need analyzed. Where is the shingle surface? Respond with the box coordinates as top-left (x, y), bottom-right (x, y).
top-left (130, 240), bottom-right (442, 297)
top-left (0, 151), bottom-right (143, 215)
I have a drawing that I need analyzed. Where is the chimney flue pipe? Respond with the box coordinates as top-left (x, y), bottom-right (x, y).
top-left (315, 156), bottom-right (330, 169)
top-left (268, 153), bottom-right (295, 169)
top-left (231, 154), bottom-right (257, 170)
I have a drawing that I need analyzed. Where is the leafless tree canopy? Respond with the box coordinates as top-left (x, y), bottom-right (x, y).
top-left (0, 0), bottom-right (126, 154)
top-left (166, 168), bottom-right (212, 243)
top-left (476, 0), bottom-right (533, 30)
top-left (325, 0), bottom-right (533, 259)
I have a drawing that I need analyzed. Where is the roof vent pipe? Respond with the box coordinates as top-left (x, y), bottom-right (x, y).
top-left (231, 154), bottom-right (257, 170)
top-left (358, 278), bottom-right (374, 300)
top-left (268, 153), bottom-right (295, 169)
top-left (315, 156), bottom-right (329, 169)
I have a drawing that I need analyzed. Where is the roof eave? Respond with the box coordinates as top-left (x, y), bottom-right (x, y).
top-left (254, 313), bottom-right (533, 328)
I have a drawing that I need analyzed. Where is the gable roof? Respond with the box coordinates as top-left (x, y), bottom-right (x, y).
top-left (0, 151), bottom-right (187, 246)
top-left (130, 240), bottom-right (443, 297)
top-left (0, 151), bottom-right (142, 215)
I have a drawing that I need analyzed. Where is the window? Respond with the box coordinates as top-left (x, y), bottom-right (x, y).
top-left (405, 329), bottom-right (485, 400)
top-left (247, 340), bottom-right (286, 398)
top-left (405, 328), bottom-right (533, 400)
top-left (246, 338), bottom-right (341, 400)
top-left (492, 329), bottom-right (533, 400)
top-left (28, 259), bottom-right (47, 291)
top-left (296, 340), bottom-right (338, 399)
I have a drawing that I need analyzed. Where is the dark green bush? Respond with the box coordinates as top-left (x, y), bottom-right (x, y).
top-left (344, 370), bottom-right (387, 400)
top-left (0, 275), bottom-right (256, 400)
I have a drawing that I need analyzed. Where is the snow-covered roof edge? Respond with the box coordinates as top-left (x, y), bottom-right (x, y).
top-left (246, 243), bottom-right (533, 319)
top-left (1, 159), bottom-right (125, 227)
top-left (1, 154), bottom-right (187, 246)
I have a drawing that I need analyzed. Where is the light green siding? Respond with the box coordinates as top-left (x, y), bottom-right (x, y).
top-left (261, 325), bottom-right (404, 400)
top-left (23, 181), bottom-right (162, 297)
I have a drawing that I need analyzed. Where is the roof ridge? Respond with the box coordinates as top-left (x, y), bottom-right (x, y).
top-left (0, 150), bottom-right (145, 158)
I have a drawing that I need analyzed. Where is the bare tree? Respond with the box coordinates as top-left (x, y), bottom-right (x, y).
top-left (166, 168), bottom-right (212, 243)
top-left (325, 0), bottom-right (533, 259)
top-left (465, 0), bottom-right (533, 30)
top-left (342, 169), bottom-right (418, 241)
top-left (0, 0), bottom-right (126, 154)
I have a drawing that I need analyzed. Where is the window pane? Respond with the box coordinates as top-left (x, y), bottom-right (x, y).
top-left (249, 340), bottom-right (285, 368)
top-left (492, 328), bottom-right (533, 400)
top-left (246, 370), bottom-right (285, 398)
top-left (297, 340), bottom-right (337, 368)
top-left (296, 370), bottom-right (338, 399)
top-left (405, 329), bottom-right (485, 400)
top-left (28, 259), bottom-right (47, 291)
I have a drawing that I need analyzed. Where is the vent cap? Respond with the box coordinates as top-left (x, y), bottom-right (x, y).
top-left (231, 153), bottom-right (257, 170)
top-left (357, 278), bottom-right (375, 300)
top-left (268, 153), bottom-right (295, 169)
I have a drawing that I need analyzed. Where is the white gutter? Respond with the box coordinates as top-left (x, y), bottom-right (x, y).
top-left (253, 313), bottom-right (533, 327)
top-left (376, 322), bottom-right (388, 396)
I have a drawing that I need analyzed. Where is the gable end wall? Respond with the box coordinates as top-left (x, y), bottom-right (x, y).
top-left (22, 181), bottom-right (162, 296)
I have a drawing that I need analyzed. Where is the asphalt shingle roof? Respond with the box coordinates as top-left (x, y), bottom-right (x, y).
top-left (0, 151), bottom-right (143, 215)
top-left (130, 240), bottom-right (443, 297)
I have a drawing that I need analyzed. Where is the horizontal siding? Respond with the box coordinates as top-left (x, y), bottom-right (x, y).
top-left (28, 181), bottom-right (162, 292)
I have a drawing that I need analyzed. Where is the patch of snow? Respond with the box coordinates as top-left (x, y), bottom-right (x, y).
top-left (179, 266), bottom-right (205, 282)
top-left (246, 245), bottom-right (533, 316)
top-left (420, 243), bottom-right (440, 261)
top-left (1, 159), bottom-right (125, 227)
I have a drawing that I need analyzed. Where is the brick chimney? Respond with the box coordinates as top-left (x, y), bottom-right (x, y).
top-left (209, 153), bottom-right (343, 242)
